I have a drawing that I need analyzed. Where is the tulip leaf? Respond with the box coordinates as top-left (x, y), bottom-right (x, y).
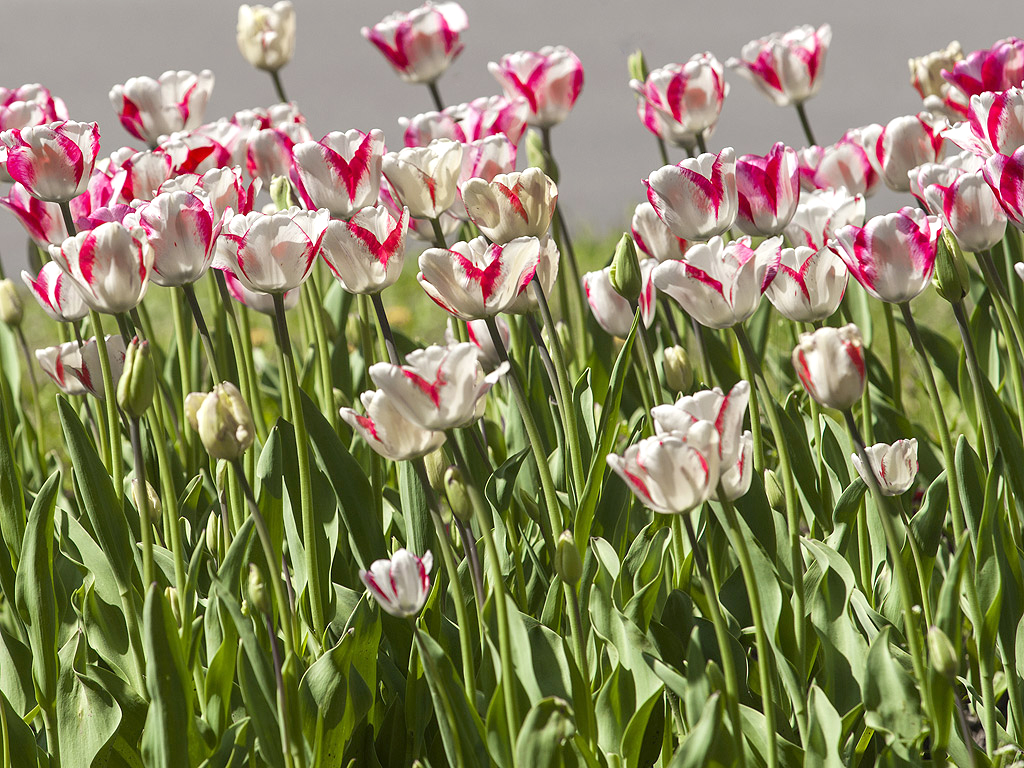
top-left (668, 692), bottom-right (729, 768)
top-left (0, 371), bottom-right (24, 585)
top-left (514, 697), bottom-right (576, 768)
top-left (863, 626), bottom-right (925, 750)
top-left (399, 460), bottom-right (431, 557)
top-left (55, 632), bottom-right (123, 768)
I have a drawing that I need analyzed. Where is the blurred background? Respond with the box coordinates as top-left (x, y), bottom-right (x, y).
top-left (1, 0), bottom-right (1020, 270)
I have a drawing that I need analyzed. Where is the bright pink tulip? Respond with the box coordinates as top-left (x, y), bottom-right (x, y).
top-left (0, 182), bottom-right (68, 248)
top-left (921, 168), bottom-right (1007, 252)
top-left (402, 96), bottom-right (529, 148)
top-left (0, 84), bottom-right (67, 132)
top-left (489, 46), bottom-right (584, 128)
top-left (321, 205), bottom-right (409, 294)
top-left (727, 24), bottom-right (832, 107)
top-left (792, 324), bottom-right (866, 410)
top-left (292, 129), bottom-right (385, 220)
top-left (942, 37), bottom-right (1024, 116)
top-left (37, 335), bottom-right (126, 399)
top-left (218, 266), bottom-right (299, 316)
top-left (160, 129), bottom-right (231, 175)
top-left (21, 262), bottom-right (88, 322)
top-left (944, 88), bottom-right (1024, 158)
top-left (68, 169), bottom-right (119, 227)
top-left (735, 142), bottom-right (800, 236)
top-left (861, 113), bottom-right (945, 192)
top-left (631, 202), bottom-right (688, 262)
top-left (984, 147), bottom-right (1024, 229)
top-left (797, 130), bottom-right (880, 197)
top-left (630, 53), bottom-right (728, 149)
top-left (219, 207), bottom-right (329, 294)
top-left (784, 187), bottom-right (865, 251)
top-left (360, 549), bottom-right (433, 618)
top-left (582, 260), bottom-right (656, 338)
top-left (130, 190), bottom-right (222, 287)
top-left (341, 389), bottom-right (446, 462)
top-left (829, 207), bottom-right (943, 303)
top-left (764, 245), bottom-right (848, 323)
top-left (49, 222), bottom-right (153, 313)
top-left (362, 1), bottom-right (468, 85)
top-left (645, 148), bottom-right (738, 242)
top-left (1, 121), bottom-right (100, 203)
top-left (109, 70), bottom-right (215, 146)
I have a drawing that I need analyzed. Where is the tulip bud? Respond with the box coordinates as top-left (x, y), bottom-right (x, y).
top-left (928, 626), bottom-right (959, 680)
top-left (932, 229), bottom-right (970, 304)
top-left (269, 176), bottom-right (294, 211)
top-left (165, 586), bottom-right (182, 628)
top-left (117, 337), bottom-right (155, 419)
top-left (131, 479), bottom-right (162, 525)
top-left (444, 466), bottom-right (473, 523)
top-left (555, 530), bottom-right (582, 584)
top-left (518, 491), bottom-right (542, 526)
top-left (205, 513), bottom-right (222, 557)
top-left (627, 48), bottom-right (649, 84)
top-left (187, 382), bottom-right (256, 461)
top-left (423, 449), bottom-right (447, 493)
top-left (0, 279), bottom-right (23, 327)
top-left (248, 563), bottom-right (271, 617)
top-left (525, 131), bottom-right (559, 184)
top-left (664, 345), bottom-right (693, 393)
top-left (764, 469), bottom-right (784, 512)
top-left (609, 233), bottom-right (642, 302)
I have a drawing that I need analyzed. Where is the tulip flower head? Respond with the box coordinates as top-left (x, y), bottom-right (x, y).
top-left (129, 190), bottom-right (222, 287)
top-left (109, 70), bottom-right (215, 146)
top-left (944, 88), bottom-right (1024, 159)
top-left (582, 259), bottom-right (656, 338)
top-left (362, 2), bottom-right (468, 85)
top-left (0, 182), bottom-right (68, 248)
top-left (360, 549), bottom-right (433, 618)
top-left (735, 142), bottom-right (801, 236)
top-left (0, 84), bottom-right (68, 133)
top-left (461, 167), bottom-right (557, 244)
top-left (489, 46), bottom-right (585, 129)
top-left (630, 54), bottom-right (728, 149)
top-left (445, 316), bottom-right (510, 370)
top-left (21, 262), bottom-right (88, 323)
top-left (645, 148), bottom-right (738, 242)
top-left (321, 205), bottom-right (410, 294)
top-left (784, 187), bottom-right (866, 251)
top-left (792, 324), bottom-right (866, 410)
top-left (985, 147), bottom-right (1024, 229)
top-left (1, 121), bottom-right (100, 203)
top-left (910, 41), bottom-right (963, 101)
top-left (631, 202), bottom-right (688, 262)
top-left (797, 130), bottom-right (880, 198)
top-left (185, 382), bottom-right (255, 461)
top-left (49, 222), bottom-right (154, 314)
top-left (851, 438), bottom-right (919, 496)
top-left (382, 139), bottom-right (463, 219)
top-left (504, 236), bottom-right (559, 314)
top-left (237, 1), bottom-right (296, 73)
top-left (861, 112), bottom-right (945, 192)
top-left (764, 245), bottom-right (848, 323)
top-left (920, 167), bottom-right (1007, 253)
top-left (727, 24), bottom-right (832, 107)
top-left (292, 129), bottom-right (385, 220)
top-left (941, 37), bottom-right (1024, 115)
top-left (341, 389), bottom-right (446, 461)
top-left (37, 335), bottom-right (127, 399)
top-left (159, 165), bottom-right (260, 221)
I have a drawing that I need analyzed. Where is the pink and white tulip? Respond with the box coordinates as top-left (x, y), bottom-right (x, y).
top-left (861, 113), bottom-right (945, 192)
top-left (0, 84), bottom-right (67, 132)
top-left (630, 54), bottom-right (728, 149)
top-left (109, 70), bottom-right (215, 146)
top-left (582, 259), bottom-right (656, 338)
top-left (504, 236), bottom-right (559, 315)
top-left (631, 202), bottom-right (688, 262)
top-left (20, 262), bottom-right (88, 322)
top-left (245, 120), bottom-right (312, 186)
top-left (417, 235), bottom-right (541, 319)
top-left (321, 205), bottom-right (409, 294)
top-left (984, 148), bottom-right (1024, 229)
top-left (652, 235), bottom-right (781, 329)
top-left (458, 134), bottom-right (517, 190)
top-left (403, 96), bottom-right (529, 148)
top-left (382, 139), bottom-right (463, 219)
top-left (360, 549), bottom-right (433, 618)
top-left (106, 146), bottom-right (185, 204)
top-left (49, 222), bottom-right (153, 313)
top-left (341, 389), bottom-right (446, 462)
top-left (369, 342), bottom-right (507, 430)
top-left (445, 317), bottom-right (510, 370)
top-left (735, 142), bottom-right (800, 236)
top-left (1, 121), bottom-right (100, 203)
top-left (910, 42), bottom-right (963, 102)
top-left (784, 187), bottom-right (866, 251)
top-left (943, 88), bottom-right (1024, 158)
top-left (829, 207), bottom-right (943, 303)
top-left (218, 207), bottom-right (330, 294)
top-left (292, 129), bottom-right (385, 220)
top-left (792, 324), bottom-right (867, 411)
top-left (489, 46), bottom-right (584, 129)
top-left (218, 267), bottom-right (299, 316)
top-left (797, 131), bottom-right (880, 197)
top-left (0, 182), bottom-right (68, 248)
top-left (461, 167), bottom-right (557, 244)
top-left (645, 148), bottom-right (738, 242)
top-left (727, 24), bottom-right (832, 107)
top-left (130, 190), bottom-right (222, 287)
top-left (851, 438), bottom-right (919, 496)
top-left (159, 165), bottom-right (260, 221)
top-left (942, 37), bottom-right (1024, 116)
top-left (920, 168), bottom-right (1007, 252)
top-left (362, 1), bottom-right (468, 85)
top-left (764, 246), bottom-right (848, 323)
top-left (37, 335), bottom-right (127, 399)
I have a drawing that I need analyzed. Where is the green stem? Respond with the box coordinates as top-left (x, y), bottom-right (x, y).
top-left (214, 271), bottom-right (267, 442)
top-left (430, 217), bottom-right (448, 250)
top-left (951, 301), bottom-right (996, 463)
top-left (181, 283), bottom-right (221, 383)
top-left (882, 303), bottom-right (903, 414)
top-left (655, 137), bottom-right (670, 166)
top-left (15, 326), bottom-right (46, 474)
top-left (41, 703), bottom-right (59, 768)
top-left (170, 290), bottom-right (195, 464)
top-left (302, 276), bottom-right (338, 432)
top-left (795, 102), bottom-right (817, 146)
top-left (265, 614), bottom-right (300, 768)
top-left (269, 69), bottom-right (288, 103)
top-left (129, 418), bottom-right (155, 587)
top-left (977, 250), bottom-right (1024, 443)
top-left (636, 316), bottom-right (664, 404)
top-left (427, 80), bottom-right (444, 111)
top-left (734, 331), bottom-right (765, 476)
top-left (695, 133), bottom-right (708, 155)
top-left (148, 413), bottom-right (189, 637)
top-left (90, 312), bottom-right (123, 495)
top-left (272, 293), bottom-right (325, 648)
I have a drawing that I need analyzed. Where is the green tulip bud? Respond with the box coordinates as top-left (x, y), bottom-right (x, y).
top-left (928, 625), bottom-right (959, 680)
top-left (932, 229), bottom-right (970, 303)
top-left (609, 233), bottom-right (642, 302)
top-left (525, 131), bottom-right (559, 184)
top-left (165, 586), bottom-right (182, 628)
top-left (0, 279), bottom-right (23, 327)
top-left (205, 513), bottom-right (222, 557)
top-left (186, 382), bottom-right (255, 461)
top-left (555, 530), bottom-right (583, 584)
top-left (270, 175), bottom-right (295, 211)
top-left (248, 563), bottom-right (271, 617)
top-left (764, 469), bottom-right (784, 513)
top-left (423, 448), bottom-right (448, 493)
top-left (131, 478), bottom-right (162, 525)
top-left (664, 345), bottom-right (693, 393)
top-left (117, 337), bottom-right (155, 419)
top-left (627, 49), bottom-right (650, 84)
top-left (444, 466), bottom-right (473, 523)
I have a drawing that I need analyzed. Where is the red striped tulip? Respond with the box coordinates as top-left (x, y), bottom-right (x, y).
top-left (645, 148), bottom-right (738, 241)
top-left (735, 142), bottom-right (800, 236)
top-left (984, 147), bottom-right (1024, 229)
top-left (0, 84), bottom-right (67, 132)
top-left (1, 121), bottom-right (99, 203)
top-left (362, 1), bottom-right (468, 85)
top-left (630, 53), bottom-right (728, 149)
top-left (21, 262), bottom-right (88, 322)
top-left (944, 87), bottom-right (1024, 158)
top-left (321, 205), bottom-right (409, 294)
top-left (49, 222), bottom-right (153, 313)
top-left (341, 389), bottom-right (446, 462)
top-left (461, 167), bottom-right (556, 244)
top-left (130, 190), bottom-right (222, 287)
top-left (109, 70), bottom-right (214, 146)
top-left (792, 324), bottom-right (866, 410)
top-left (0, 181), bottom-right (68, 248)
top-left (582, 259), bottom-right (655, 338)
top-left (797, 130), bottom-right (880, 197)
top-left (851, 438), bottom-right (919, 496)
top-left (292, 129), bottom-right (385, 220)
top-left (727, 24), bottom-right (832, 107)
top-left (382, 139), bottom-right (463, 219)
top-left (489, 46), bottom-right (584, 128)
top-left (37, 335), bottom-right (126, 399)
top-left (861, 112), bottom-right (945, 192)
top-left (784, 187), bottom-right (865, 251)
top-left (359, 549), bottom-right (433, 618)
top-left (941, 37), bottom-right (1024, 118)
top-left (920, 167), bottom-right (1007, 252)
top-left (764, 245), bottom-right (848, 323)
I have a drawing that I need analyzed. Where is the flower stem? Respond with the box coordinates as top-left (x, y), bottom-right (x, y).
top-left (951, 301), bottom-right (996, 462)
top-left (302, 274), bottom-right (338, 432)
top-left (882, 303), bottom-right (903, 413)
top-left (181, 283), bottom-right (221, 383)
top-left (90, 311), bottom-right (123, 493)
top-left (427, 80), bottom-right (444, 111)
top-left (214, 271), bottom-right (267, 442)
top-left (269, 70), bottom-right (288, 103)
top-left (128, 418), bottom-right (155, 587)
top-left (14, 326), bottom-right (45, 474)
top-left (148, 412), bottom-right (189, 634)
top-left (695, 132), bottom-right (708, 155)
top-left (170, 290), bottom-right (196, 463)
top-left (976, 250), bottom-right (1024, 442)
top-left (430, 217), bottom-right (448, 250)
top-left (795, 102), bottom-right (817, 146)
top-left (636, 316), bottom-right (664, 405)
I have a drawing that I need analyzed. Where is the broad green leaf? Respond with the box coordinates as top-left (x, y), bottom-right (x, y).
top-left (485, 448), bottom-right (530, 514)
top-left (399, 460), bottom-right (431, 556)
top-left (0, 370), bottom-right (24, 590)
top-left (1, 687), bottom-right (41, 766)
top-left (56, 632), bottom-right (123, 768)
top-left (514, 697), bottom-right (575, 768)
top-left (668, 692), bottom-right (731, 768)
top-left (805, 684), bottom-right (844, 768)
top-left (862, 626), bottom-right (925, 750)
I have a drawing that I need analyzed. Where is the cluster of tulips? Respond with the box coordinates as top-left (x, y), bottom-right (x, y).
top-left (3, 0), bottom-right (1024, 765)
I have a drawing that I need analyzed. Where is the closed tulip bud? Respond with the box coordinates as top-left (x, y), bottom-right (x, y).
top-left (205, 513), bottom-right (222, 557)
top-left (131, 478), bottom-right (162, 525)
top-left (627, 49), bottom-right (649, 83)
top-left (0, 279), bottom-right (23, 327)
top-left (444, 466), bottom-right (473, 523)
top-left (555, 530), bottom-right (582, 584)
top-left (237, 2), bottom-right (296, 73)
top-left (664, 345), bottom-right (693, 393)
top-left (932, 230), bottom-right (970, 303)
top-left (928, 626), bottom-right (959, 680)
top-left (423, 449), bottom-right (448, 492)
top-left (165, 587), bottom-right (182, 628)
top-left (269, 175), bottom-right (294, 210)
top-left (519, 491), bottom-right (542, 526)
top-left (609, 233), bottom-right (642, 302)
top-left (524, 131), bottom-right (559, 183)
top-left (187, 382), bottom-right (256, 461)
top-left (117, 337), bottom-right (155, 418)
top-left (247, 564), bottom-right (271, 616)
top-left (764, 469), bottom-right (784, 512)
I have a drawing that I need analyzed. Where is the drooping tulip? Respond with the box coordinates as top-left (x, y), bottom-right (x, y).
top-left (109, 70), bottom-right (215, 146)
top-left (359, 549), bottom-right (434, 618)
top-left (631, 202), bottom-right (688, 262)
top-left (237, 1), bottom-right (296, 73)
top-left (630, 54), bottom-right (728, 149)
top-left (735, 142), bottom-right (800, 236)
top-left (645, 148), bottom-right (738, 241)
top-left (49, 222), bottom-right (154, 313)
top-left (0, 181), bottom-right (68, 248)
top-left (851, 438), bottom-right (919, 496)
top-left (341, 389), bottom-right (446, 461)
top-left (20, 262), bottom-right (88, 322)
top-left (362, 2), bottom-right (468, 85)
top-left (37, 335), bottom-right (127, 399)
top-left (1, 121), bottom-right (100, 202)
top-left (292, 129), bottom-right (385, 220)
top-left (792, 324), bottom-right (867, 410)
top-left (727, 24), bottom-right (832, 107)
top-left (489, 46), bottom-right (585, 128)
top-left (321, 205), bottom-right (409, 294)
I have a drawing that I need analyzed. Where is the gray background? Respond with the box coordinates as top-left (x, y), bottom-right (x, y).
top-left (1, 0), bottom-right (1021, 270)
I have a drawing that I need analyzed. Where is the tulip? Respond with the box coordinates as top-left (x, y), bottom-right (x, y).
top-left (1, 121), bottom-right (100, 202)
top-left (340, 389), bottom-right (446, 461)
top-left (237, 1), bottom-right (296, 72)
top-left (245, 121), bottom-right (312, 186)
top-left (449, 95), bottom-right (529, 146)
top-left (106, 146), bottom-right (183, 204)
top-left (0, 181), bottom-right (67, 250)
top-left (417, 235), bottom-right (541, 319)
top-left (663, 346), bottom-right (693, 393)
top-left (792, 324), bottom-right (867, 410)
top-left (129, 190), bottom-right (221, 287)
top-left (630, 53), bottom-right (728, 149)
top-left (910, 41), bottom-right (963, 101)
top-left (727, 24), bottom-right (832, 107)
top-left (109, 70), bottom-right (215, 146)
top-left (851, 438), bottom-right (919, 496)
top-left (735, 142), bottom-right (800, 236)
top-left (36, 341), bottom-right (89, 396)
top-left (652, 235), bottom-right (781, 329)
top-left (461, 167), bottom-right (557, 244)
top-left (218, 207), bottom-right (330, 294)
top-left (582, 259), bottom-right (656, 338)
top-left (185, 381), bottom-right (255, 461)
top-left (160, 128), bottom-right (231, 175)
top-left (631, 202), bottom-right (688, 262)
top-left (504, 235), bottom-right (559, 315)
top-left (861, 112), bottom-right (945, 192)
top-left (645, 148), bottom-right (738, 242)
top-left (321, 205), bottom-right (410, 294)
top-left (117, 337), bottom-right (155, 419)
top-left (359, 549), bottom-right (433, 618)
top-left (797, 131), bottom-right (880, 197)
top-left (764, 246), bottom-right (848, 323)
top-left (20, 262), bottom-right (88, 322)
top-left (784, 187), bottom-right (865, 251)
top-left (382, 139), bottom-right (462, 219)
top-left (361, 1), bottom-right (468, 85)
top-left (489, 46), bottom-right (585, 128)
top-left (292, 129), bottom-right (385, 220)
top-left (606, 421), bottom-right (721, 514)
top-left (944, 88), bottom-right (1024, 159)
top-left (985, 147), bottom-right (1024, 229)
top-left (457, 134), bottom-right (517, 192)
top-left (368, 342), bottom-right (507, 430)
top-left (921, 169), bottom-right (1007, 252)
top-left (37, 335), bottom-right (126, 399)
top-left (49, 222), bottom-right (154, 314)
top-left (829, 207), bottom-right (943, 303)
top-left (942, 37), bottom-right (1024, 115)
top-left (159, 165), bottom-right (260, 221)
top-left (218, 266), bottom-right (299, 316)
top-left (0, 84), bottom-right (67, 133)
top-left (400, 110), bottom-right (461, 147)
top-left (445, 316), bottom-right (510, 370)
top-left (379, 175), bottom-right (460, 243)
